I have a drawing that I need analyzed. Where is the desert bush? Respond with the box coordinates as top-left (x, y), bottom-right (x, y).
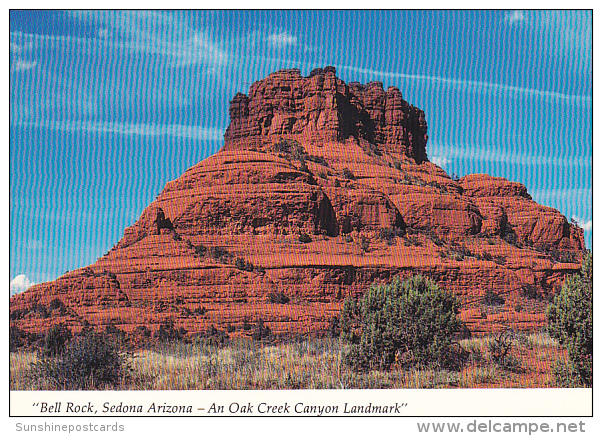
top-left (520, 284), bottom-right (541, 300)
top-left (252, 319), bottom-right (272, 341)
top-left (104, 323), bottom-right (127, 343)
top-left (483, 290), bottom-right (505, 306)
top-left (493, 255), bottom-right (507, 265)
top-left (306, 154), bottom-right (328, 166)
top-left (10, 326), bottom-right (36, 352)
top-left (48, 298), bottom-right (65, 311)
top-left (194, 244), bottom-right (207, 256)
top-left (274, 138), bottom-right (300, 153)
top-left (198, 325), bottom-right (230, 347)
top-left (487, 331), bottom-right (520, 371)
top-left (135, 325), bottom-right (152, 338)
top-left (342, 167), bottom-right (356, 180)
top-left (340, 275), bottom-right (464, 371)
top-left (359, 236), bottom-right (370, 252)
top-left (426, 233), bottom-right (444, 247)
top-left (328, 316), bottom-right (340, 338)
top-left (39, 324), bottom-right (72, 357)
top-left (502, 223), bottom-right (518, 246)
top-left (209, 246), bottom-right (230, 262)
top-left (33, 332), bottom-right (132, 389)
top-left (404, 235), bottom-right (422, 247)
top-left (10, 308), bottom-right (29, 321)
top-left (193, 306), bottom-right (208, 316)
top-left (235, 256), bottom-right (254, 272)
top-left (154, 322), bottom-right (188, 342)
top-left (242, 318), bottom-right (252, 331)
top-left (268, 292), bottom-right (290, 304)
top-left (547, 252), bottom-right (592, 387)
top-left (34, 304), bottom-right (50, 319)
top-left (378, 227), bottom-right (404, 244)
top-left (298, 232), bottom-right (312, 243)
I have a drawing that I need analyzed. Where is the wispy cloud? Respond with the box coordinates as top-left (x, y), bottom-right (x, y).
top-left (502, 10), bottom-right (592, 66)
top-left (10, 274), bottom-right (35, 296)
top-left (10, 38), bottom-right (38, 73)
top-left (67, 10), bottom-right (230, 68)
top-left (430, 155), bottom-right (451, 168)
top-left (504, 10), bottom-right (526, 25)
top-left (341, 65), bottom-right (591, 107)
top-left (11, 60), bottom-right (38, 72)
top-left (571, 216), bottom-right (592, 231)
top-left (428, 142), bottom-right (590, 169)
top-left (17, 119), bottom-right (224, 141)
top-left (267, 31), bottom-right (298, 48)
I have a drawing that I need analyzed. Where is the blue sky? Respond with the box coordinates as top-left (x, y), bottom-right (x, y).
top-left (9, 10), bottom-right (592, 292)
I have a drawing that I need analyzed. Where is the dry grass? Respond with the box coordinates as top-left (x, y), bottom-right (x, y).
top-left (10, 331), bottom-right (569, 390)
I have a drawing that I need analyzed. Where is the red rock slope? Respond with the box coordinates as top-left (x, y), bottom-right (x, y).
top-left (10, 67), bottom-right (585, 338)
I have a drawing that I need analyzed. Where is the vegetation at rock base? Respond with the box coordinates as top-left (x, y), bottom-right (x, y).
top-left (340, 275), bottom-right (465, 371)
top-left (547, 252), bottom-right (593, 387)
top-left (11, 330), bottom-right (568, 390)
top-left (29, 329), bottom-right (134, 390)
top-left (10, 269), bottom-right (591, 390)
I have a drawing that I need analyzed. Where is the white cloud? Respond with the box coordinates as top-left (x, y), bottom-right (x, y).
top-left (66, 11), bottom-right (230, 68)
top-left (502, 10), bottom-right (591, 67)
top-left (431, 155), bottom-right (451, 168)
top-left (17, 119), bottom-right (224, 141)
top-left (428, 142), bottom-right (590, 169)
top-left (27, 239), bottom-right (43, 251)
top-left (571, 216), bottom-right (592, 231)
top-left (267, 31), bottom-right (298, 48)
top-left (342, 66), bottom-right (591, 108)
top-left (11, 59), bottom-right (37, 73)
top-left (97, 28), bottom-right (109, 39)
top-left (10, 274), bottom-right (35, 296)
top-left (505, 10), bottom-right (526, 25)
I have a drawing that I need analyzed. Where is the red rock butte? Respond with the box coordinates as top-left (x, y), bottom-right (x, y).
top-left (10, 67), bottom-right (585, 339)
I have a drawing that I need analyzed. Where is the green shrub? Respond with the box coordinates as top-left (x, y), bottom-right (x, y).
top-left (198, 325), bottom-right (230, 347)
top-left (547, 252), bottom-right (592, 387)
top-left (268, 292), bottom-right (290, 304)
top-left (298, 232), bottom-right (312, 243)
top-left (40, 324), bottom-right (72, 357)
top-left (378, 227), bottom-right (404, 244)
top-left (154, 322), bottom-right (188, 342)
top-left (521, 284), bottom-right (540, 300)
top-left (340, 275), bottom-right (464, 371)
top-left (483, 290), bottom-right (505, 306)
top-left (242, 318), bottom-right (252, 331)
top-left (481, 251), bottom-right (493, 261)
top-left (33, 332), bottom-right (131, 389)
top-left (235, 256), bottom-right (254, 272)
top-left (342, 167), bottom-right (356, 180)
top-left (252, 319), bottom-right (272, 341)
top-left (487, 331), bottom-right (520, 371)
top-left (10, 326), bottom-right (35, 352)
top-left (359, 236), bottom-right (370, 252)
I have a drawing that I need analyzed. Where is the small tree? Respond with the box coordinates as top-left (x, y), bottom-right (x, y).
top-left (33, 331), bottom-right (132, 389)
top-left (547, 252), bottom-right (593, 387)
top-left (340, 275), bottom-right (464, 371)
top-left (40, 324), bottom-right (72, 357)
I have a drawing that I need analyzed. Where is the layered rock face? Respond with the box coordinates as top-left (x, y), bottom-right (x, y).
top-left (224, 67), bottom-right (428, 163)
top-left (10, 68), bottom-right (585, 339)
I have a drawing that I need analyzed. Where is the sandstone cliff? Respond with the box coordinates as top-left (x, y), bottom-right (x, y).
top-left (10, 67), bottom-right (585, 339)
